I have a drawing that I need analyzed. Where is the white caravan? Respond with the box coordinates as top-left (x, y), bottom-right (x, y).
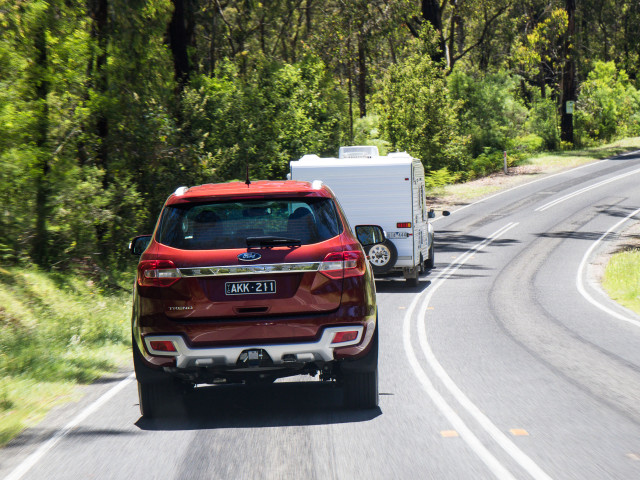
top-left (289, 146), bottom-right (442, 285)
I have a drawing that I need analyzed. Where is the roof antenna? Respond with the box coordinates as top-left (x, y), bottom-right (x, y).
top-left (245, 161), bottom-right (251, 187)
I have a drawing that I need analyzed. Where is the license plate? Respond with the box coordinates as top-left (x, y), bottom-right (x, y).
top-left (387, 231), bottom-right (411, 239)
top-left (225, 280), bottom-right (276, 295)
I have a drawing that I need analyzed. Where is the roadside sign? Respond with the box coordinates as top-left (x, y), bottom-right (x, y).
top-left (566, 101), bottom-right (575, 114)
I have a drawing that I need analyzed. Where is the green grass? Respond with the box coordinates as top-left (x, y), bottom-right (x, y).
top-left (528, 137), bottom-right (640, 170)
top-left (0, 266), bottom-right (132, 446)
top-left (602, 249), bottom-right (640, 315)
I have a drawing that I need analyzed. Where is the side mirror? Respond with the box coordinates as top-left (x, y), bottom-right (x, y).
top-left (442, 210), bottom-right (451, 216)
top-left (129, 235), bottom-right (152, 256)
top-left (355, 225), bottom-right (385, 247)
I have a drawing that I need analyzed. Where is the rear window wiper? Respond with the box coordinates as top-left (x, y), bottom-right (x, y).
top-left (246, 236), bottom-right (302, 248)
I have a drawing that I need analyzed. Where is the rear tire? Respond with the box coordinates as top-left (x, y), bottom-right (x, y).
top-left (138, 381), bottom-right (171, 419)
top-left (405, 272), bottom-right (419, 287)
top-left (133, 335), bottom-right (184, 418)
top-left (342, 326), bottom-right (379, 409)
top-left (343, 368), bottom-right (379, 409)
top-left (425, 241), bottom-right (435, 269)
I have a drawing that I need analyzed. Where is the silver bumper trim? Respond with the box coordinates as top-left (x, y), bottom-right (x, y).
top-left (144, 326), bottom-right (364, 369)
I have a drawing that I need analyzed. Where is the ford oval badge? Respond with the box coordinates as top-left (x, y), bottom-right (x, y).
top-left (238, 252), bottom-right (261, 262)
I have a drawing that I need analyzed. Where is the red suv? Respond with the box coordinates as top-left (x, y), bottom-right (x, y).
top-left (130, 180), bottom-right (383, 417)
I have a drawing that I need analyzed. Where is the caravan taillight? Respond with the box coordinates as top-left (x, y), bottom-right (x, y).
top-left (397, 222), bottom-right (412, 228)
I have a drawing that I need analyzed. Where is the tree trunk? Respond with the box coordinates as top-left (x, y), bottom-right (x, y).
top-left (168, 0), bottom-right (192, 88)
top-left (88, 0), bottom-right (110, 259)
top-left (347, 36), bottom-right (354, 143)
top-left (560, 0), bottom-right (576, 144)
top-left (88, 0), bottom-right (109, 180)
top-left (357, 34), bottom-right (367, 118)
top-left (421, 0), bottom-right (446, 64)
top-left (33, 14), bottom-right (50, 267)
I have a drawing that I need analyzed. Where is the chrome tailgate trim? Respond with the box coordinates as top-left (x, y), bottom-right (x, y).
top-left (179, 262), bottom-right (320, 277)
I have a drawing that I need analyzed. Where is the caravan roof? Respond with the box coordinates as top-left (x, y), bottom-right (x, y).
top-left (296, 151), bottom-right (417, 168)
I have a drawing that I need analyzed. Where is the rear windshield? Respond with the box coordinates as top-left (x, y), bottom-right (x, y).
top-left (156, 197), bottom-right (342, 250)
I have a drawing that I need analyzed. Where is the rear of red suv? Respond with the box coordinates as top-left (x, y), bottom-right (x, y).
top-left (130, 180), bottom-right (381, 417)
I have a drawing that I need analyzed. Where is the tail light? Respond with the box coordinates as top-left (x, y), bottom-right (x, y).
top-left (137, 260), bottom-right (181, 287)
top-left (397, 222), bottom-right (411, 228)
top-left (319, 250), bottom-right (366, 279)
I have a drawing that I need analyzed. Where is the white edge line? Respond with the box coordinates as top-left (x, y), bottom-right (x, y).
top-left (405, 223), bottom-right (553, 480)
top-left (403, 283), bottom-right (517, 480)
top-left (5, 374), bottom-right (135, 480)
top-left (535, 167), bottom-right (640, 212)
top-left (415, 223), bottom-right (553, 480)
top-left (576, 207), bottom-right (640, 328)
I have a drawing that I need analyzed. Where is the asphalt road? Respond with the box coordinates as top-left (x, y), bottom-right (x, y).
top-left (2, 151), bottom-right (640, 480)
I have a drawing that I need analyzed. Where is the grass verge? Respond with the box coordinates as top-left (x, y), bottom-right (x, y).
top-left (0, 266), bottom-right (132, 447)
top-left (431, 137), bottom-right (640, 207)
top-left (602, 249), bottom-right (640, 315)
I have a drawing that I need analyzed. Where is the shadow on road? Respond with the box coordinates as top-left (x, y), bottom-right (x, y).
top-left (135, 381), bottom-right (382, 432)
top-left (535, 205), bottom-right (640, 243)
top-left (374, 275), bottom-right (431, 293)
top-left (436, 230), bottom-right (520, 254)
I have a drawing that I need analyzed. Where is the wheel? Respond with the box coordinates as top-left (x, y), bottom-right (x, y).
top-left (343, 368), bottom-right (379, 409)
top-left (405, 267), bottom-right (419, 287)
top-left (342, 326), bottom-right (379, 409)
top-left (132, 335), bottom-right (183, 418)
top-left (366, 240), bottom-right (398, 275)
top-left (138, 380), bottom-right (174, 418)
top-left (425, 241), bottom-right (435, 269)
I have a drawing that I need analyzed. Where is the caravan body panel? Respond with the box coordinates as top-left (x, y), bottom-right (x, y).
top-left (290, 153), bottom-right (431, 270)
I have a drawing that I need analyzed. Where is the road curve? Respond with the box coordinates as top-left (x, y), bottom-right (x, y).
top-left (2, 151), bottom-right (640, 480)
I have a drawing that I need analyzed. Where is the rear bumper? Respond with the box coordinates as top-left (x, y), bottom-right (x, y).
top-left (144, 325), bottom-right (364, 369)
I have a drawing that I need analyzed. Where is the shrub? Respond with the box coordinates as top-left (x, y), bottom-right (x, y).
top-left (182, 55), bottom-right (347, 182)
top-left (448, 70), bottom-right (528, 157)
top-left (526, 93), bottom-right (560, 150)
top-left (352, 115), bottom-right (390, 155)
top-left (575, 61), bottom-right (640, 143)
top-left (372, 43), bottom-right (469, 173)
top-left (507, 134), bottom-right (545, 155)
top-left (469, 149), bottom-right (505, 179)
top-left (425, 167), bottom-right (461, 193)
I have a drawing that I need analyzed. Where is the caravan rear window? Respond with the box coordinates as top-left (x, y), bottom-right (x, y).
top-left (156, 198), bottom-right (342, 250)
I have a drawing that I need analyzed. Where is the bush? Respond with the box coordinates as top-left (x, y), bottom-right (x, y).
top-left (575, 61), bottom-right (640, 143)
top-left (448, 70), bottom-right (528, 157)
top-left (425, 167), bottom-right (461, 194)
top-left (526, 93), bottom-right (560, 150)
top-left (469, 149), bottom-right (505, 179)
top-left (352, 115), bottom-right (390, 155)
top-left (372, 43), bottom-right (469, 173)
top-left (182, 55), bottom-right (347, 182)
top-left (507, 134), bottom-right (545, 155)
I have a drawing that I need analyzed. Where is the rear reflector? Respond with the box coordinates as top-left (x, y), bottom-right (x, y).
top-left (397, 222), bottom-right (411, 228)
top-left (332, 331), bottom-right (359, 344)
top-left (149, 340), bottom-right (177, 352)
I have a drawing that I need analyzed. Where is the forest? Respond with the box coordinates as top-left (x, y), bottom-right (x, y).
top-left (1, 0), bottom-right (640, 270)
